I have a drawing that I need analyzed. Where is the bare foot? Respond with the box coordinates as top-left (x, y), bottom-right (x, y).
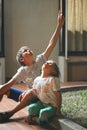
top-left (25, 116), bottom-right (37, 125)
top-left (25, 116), bottom-right (31, 123)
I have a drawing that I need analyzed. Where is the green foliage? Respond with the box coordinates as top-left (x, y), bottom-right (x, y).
top-left (61, 89), bottom-right (87, 128)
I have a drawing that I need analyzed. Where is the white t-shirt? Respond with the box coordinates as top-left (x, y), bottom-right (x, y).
top-left (32, 76), bottom-right (60, 108)
top-left (12, 53), bottom-right (47, 88)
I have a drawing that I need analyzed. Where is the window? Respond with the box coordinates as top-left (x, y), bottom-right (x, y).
top-left (59, 0), bottom-right (87, 56)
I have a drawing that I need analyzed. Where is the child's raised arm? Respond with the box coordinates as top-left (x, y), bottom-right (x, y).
top-left (44, 10), bottom-right (64, 59)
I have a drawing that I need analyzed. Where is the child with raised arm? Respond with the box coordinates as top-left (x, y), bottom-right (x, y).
top-left (0, 10), bottom-right (64, 102)
top-left (0, 60), bottom-right (61, 124)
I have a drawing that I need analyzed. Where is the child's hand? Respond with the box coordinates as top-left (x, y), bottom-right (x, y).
top-left (19, 93), bottom-right (23, 102)
top-left (57, 10), bottom-right (64, 27)
top-left (19, 90), bottom-right (27, 102)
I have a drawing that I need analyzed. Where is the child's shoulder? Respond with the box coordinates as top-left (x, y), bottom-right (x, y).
top-left (17, 66), bottom-right (30, 73)
top-left (49, 76), bottom-right (59, 81)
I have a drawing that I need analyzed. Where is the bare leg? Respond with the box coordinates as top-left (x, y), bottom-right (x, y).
top-left (5, 90), bottom-right (36, 118)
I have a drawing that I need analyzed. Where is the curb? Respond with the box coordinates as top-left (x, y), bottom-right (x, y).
top-left (49, 118), bottom-right (87, 130)
top-left (61, 85), bottom-right (87, 92)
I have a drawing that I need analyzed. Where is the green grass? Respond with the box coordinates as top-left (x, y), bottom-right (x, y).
top-left (61, 89), bottom-right (87, 128)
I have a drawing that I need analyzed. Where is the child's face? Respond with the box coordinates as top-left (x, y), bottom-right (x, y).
top-left (21, 48), bottom-right (34, 66)
top-left (42, 61), bottom-right (54, 75)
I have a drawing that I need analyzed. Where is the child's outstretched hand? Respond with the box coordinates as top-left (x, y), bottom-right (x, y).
top-left (57, 10), bottom-right (64, 27)
top-left (19, 90), bottom-right (27, 102)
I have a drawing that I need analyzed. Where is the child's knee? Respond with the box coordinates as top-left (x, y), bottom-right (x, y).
top-left (39, 109), bottom-right (48, 122)
top-left (39, 108), bottom-right (56, 123)
top-left (27, 105), bottom-right (34, 114)
top-left (5, 90), bottom-right (10, 96)
top-left (27, 104), bottom-right (38, 116)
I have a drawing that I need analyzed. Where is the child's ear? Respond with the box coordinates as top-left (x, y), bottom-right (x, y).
top-left (19, 57), bottom-right (24, 62)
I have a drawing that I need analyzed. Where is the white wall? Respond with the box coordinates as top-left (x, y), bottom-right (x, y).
top-left (4, 0), bottom-right (59, 78)
top-left (0, 58), bottom-right (5, 84)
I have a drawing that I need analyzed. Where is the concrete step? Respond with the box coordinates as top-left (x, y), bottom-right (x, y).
top-left (49, 117), bottom-right (87, 130)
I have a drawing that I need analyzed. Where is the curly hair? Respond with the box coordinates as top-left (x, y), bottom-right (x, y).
top-left (16, 46), bottom-right (30, 66)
